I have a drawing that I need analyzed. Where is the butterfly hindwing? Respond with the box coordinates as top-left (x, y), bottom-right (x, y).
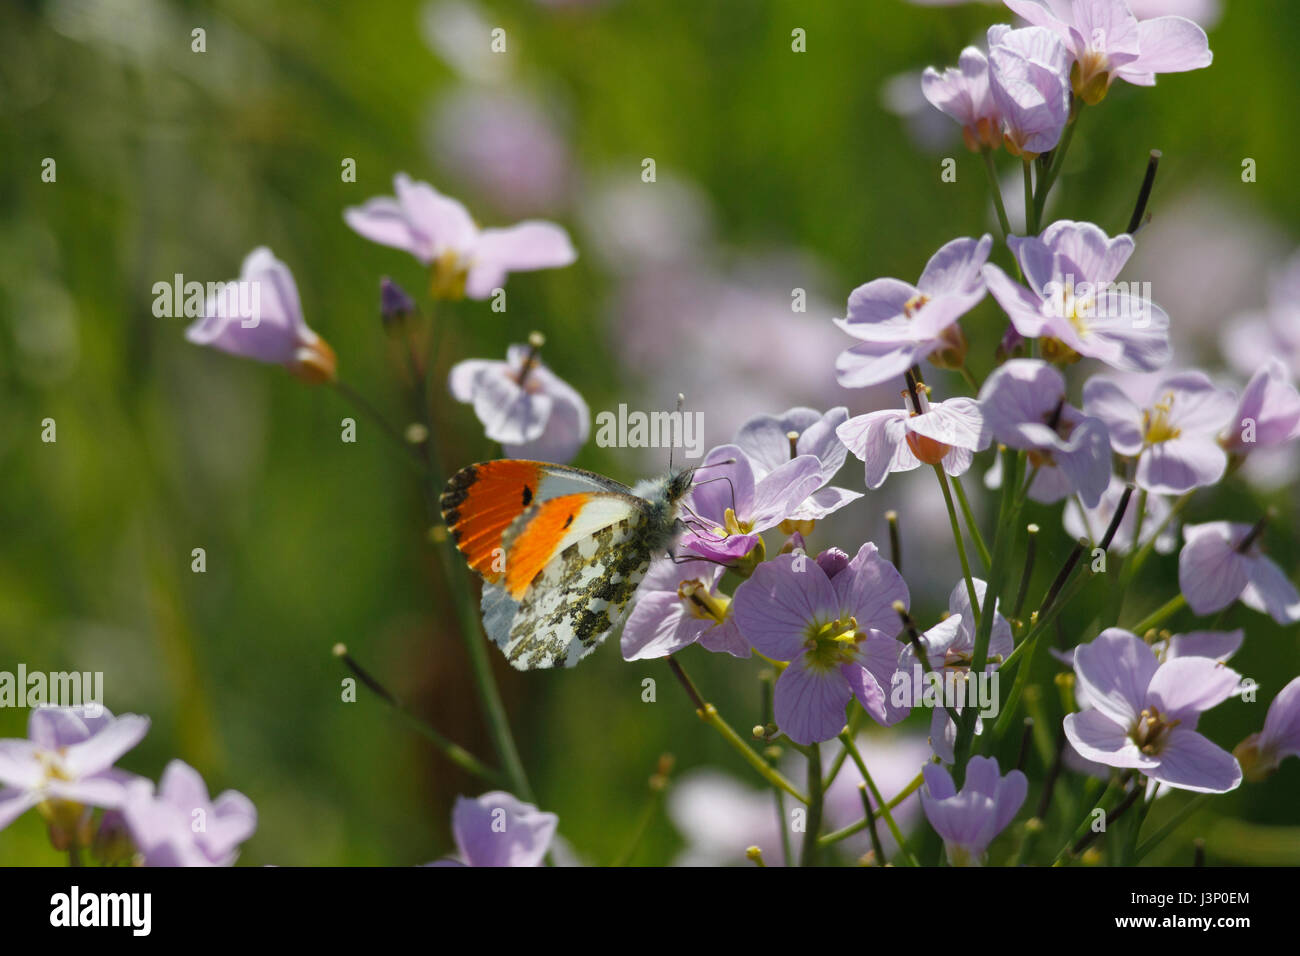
top-left (441, 460), bottom-right (633, 582)
top-left (483, 492), bottom-right (658, 669)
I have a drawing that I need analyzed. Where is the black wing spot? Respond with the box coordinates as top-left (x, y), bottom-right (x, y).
top-left (522, 485), bottom-right (534, 507)
top-left (563, 513), bottom-right (574, 529)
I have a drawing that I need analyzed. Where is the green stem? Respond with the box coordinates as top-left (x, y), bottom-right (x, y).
top-left (951, 475), bottom-right (992, 570)
top-left (838, 732), bottom-right (919, 865)
top-left (333, 644), bottom-right (504, 785)
top-left (1033, 100), bottom-right (1083, 224)
top-left (669, 658), bottom-right (808, 804)
top-left (934, 465), bottom-right (982, 627)
top-left (406, 306), bottom-right (534, 803)
top-left (800, 743), bottom-right (825, 866)
top-left (331, 380), bottom-right (427, 472)
top-left (1135, 793), bottom-right (1213, 862)
top-left (980, 147), bottom-right (1013, 241)
top-left (953, 448), bottom-right (1020, 778)
top-left (1129, 593), bottom-right (1187, 636)
top-left (818, 772), bottom-right (924, 847)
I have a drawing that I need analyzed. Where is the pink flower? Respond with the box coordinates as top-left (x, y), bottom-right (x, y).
top-left (1004, 0), bottom-right (1213, 103)
top-left (120, 760), bottom-right (256, 867)
top-left (834, 236), bottom-right (992, 388)
top-left (920, 756), bottom-right (1026, 865)
top-left (1221, 358), bottom-right (1300, 456)
top-left (344, 173), bottom-right (576, 299)
top-left (978, 358), bottom-right (1112, 506)
top-left (983, 220), bottom-right (1171, 373)
top-left (620, 558), bottom-right (749, 661)
top-left (922, 49), bottom-right (1002, 151)
top-left (730, 544), bottom-right (911, 746)
top-left (449, 338), bottom-right (590, 463)
top-left (185, 248), bottom-right (337, 384)
top-left (1083, 370), bottom-right (1235, 494)
top-left (837, 392), bottom-right (990, 489)
top-left (1064, 629), bottom-right (1242, 793)
top-left (986, 24), bottom-right (1072, 158)
top-left (430, 792), bottom-right (557, 867)
top-left (1178, 521), bottom-right (1300, 625)
top-left (0, 707), bottom-right (149, 833)
top-left (1235, 676), bottom-right (1300, 783)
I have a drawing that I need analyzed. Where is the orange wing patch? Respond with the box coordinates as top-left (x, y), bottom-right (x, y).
top-left (503, 495), bottom-right (590, 599)
top-left (441, 461), bottom-right (544, 582)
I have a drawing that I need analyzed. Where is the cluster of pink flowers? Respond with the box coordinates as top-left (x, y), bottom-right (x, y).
top-left (151, 0), bottom-right (1297, 867)
top-left (0, 707), bottom-right (256, 866)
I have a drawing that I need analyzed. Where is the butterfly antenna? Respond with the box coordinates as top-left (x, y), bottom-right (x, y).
top-left (691, 473), bottom-right (738, 514)
top-left (669, 392), bottom-right (685, 474)
top-left (668, 551), bottom-right (739, 572)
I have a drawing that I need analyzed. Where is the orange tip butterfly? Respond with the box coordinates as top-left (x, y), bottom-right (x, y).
top-left (441, 460), bottom-right (699, 670)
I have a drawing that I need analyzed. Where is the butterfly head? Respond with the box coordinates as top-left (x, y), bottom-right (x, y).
top-left (665, 466), bottom-right (697, 504)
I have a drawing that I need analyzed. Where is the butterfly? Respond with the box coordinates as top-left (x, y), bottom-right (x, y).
top-left (440, 460), bottom-right (700, 670)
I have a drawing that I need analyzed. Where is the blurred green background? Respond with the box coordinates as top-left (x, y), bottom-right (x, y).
top-left (2, 0), bottom-right (1297, 866)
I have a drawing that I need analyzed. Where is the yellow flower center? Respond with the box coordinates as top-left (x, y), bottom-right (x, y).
top-left (721, 507), bottom-right (752, 537)
top-left (903, 293), bottom-right (931, 319)
top-left (804, 616), bottom-right (860, 672)
top-left (1142, 392), bottom-right (1181, 444)
top-left (1132, 706), bottom-right (1181, 755)
top-left (677, 579), bottom-right (731, 623)
top-left (430, 250), bottom-right (469, 300)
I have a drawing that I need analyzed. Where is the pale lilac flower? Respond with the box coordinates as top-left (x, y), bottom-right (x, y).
top-left (680, 445), bottom-right (823, 562)
top-left (734, 407), bottom-right (863, 521)
top-left (668, 732), bottom-right (929, 866)
top-left (986, 25), bottom-right (1072, 158)
top-left (1222, 251), bottom-right (1300, 381)
top-left (431, 791), bottom-right (557, 867)
top-left (428, 88), bottom-right (572, 216)
top-left (1064, 474), bottom-right (1177, 553)
top-left (837, 392), bottom-right (990, 489)
top-left (344, 173), bottom-right (576, 299)
top-left (1051, 627), bottom-right (1242, 679)
top-left (1235, 676), bottom-right (1300, 782)
top-left (834, 236), bottom-right (992, 388)
top-left (448, 339), bottom-right (590, 463)
top-left (1004, 0), bottom-right (1213, 103)
top-left (983, 221), bottom-right (1171, 372)
top-left (1222, 359), bottom-right (1300, 456)
top-left (921, 755), bottom-right (1027, 865)
top-left (979, 359), bottom-right (1111, 506)
top-left (621, 558), bottom-right (749, 661)
top-left (1083, 371), bottom-right (1235, 494)
top-left (900, 579), bottom-right (1014, 763)
top-left (0, 707), bottom-right (149, 832)
top-left (120, 760), bottom-right (256, 867)
top-left (1178, 521), bottom-right (1300, 624)
top-left (731, 544), bottom-right (911, 745)
top-left (922, 49), bottom-right (1002, 151)
top-left (185, 247), bottom-right (337, 384)
top-left (1064, 629), bottom-right (1242, 793)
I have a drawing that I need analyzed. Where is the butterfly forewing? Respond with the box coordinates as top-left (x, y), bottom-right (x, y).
top-left (441, 460), bottom-right (633, 582)
top-left (483, 499), bottom-right (659, 669)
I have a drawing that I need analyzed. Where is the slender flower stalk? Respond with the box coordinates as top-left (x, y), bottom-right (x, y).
top-left (800, 742), bottom-right (825, 866)
top-left (667, 657), bottom-right (808, 804)
top-left (332, 644), bottom-right (504, 785)
top-left (838, 732), bottom-right (919, 866)
top-left (951, 475), bottom-right (992, 569)
top-left (935, 465), bottom-right (983, 626)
